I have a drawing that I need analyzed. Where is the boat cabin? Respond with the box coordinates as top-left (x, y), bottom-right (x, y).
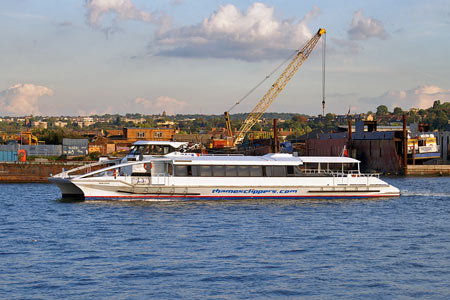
top-left (146, 154), bottom-right (361, 178)
top-left (127, 141), bottom-right (188, 159)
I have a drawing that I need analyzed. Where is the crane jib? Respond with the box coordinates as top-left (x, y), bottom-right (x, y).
top-left (228, 28), bottom-right (326, 146)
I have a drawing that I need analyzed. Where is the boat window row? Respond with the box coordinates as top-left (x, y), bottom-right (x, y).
top-left (129, 145), bottom-right (174, 155)
top-left (173, 164), bottom-right (322, 177)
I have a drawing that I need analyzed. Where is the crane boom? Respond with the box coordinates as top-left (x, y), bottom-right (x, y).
top-left (231, 28), bottom-right (326, 146)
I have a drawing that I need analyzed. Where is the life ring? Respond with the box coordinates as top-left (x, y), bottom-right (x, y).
top-left (18, 149), bottom-right (27, 162)
top-left (144, 163), bottom-right (152, 171)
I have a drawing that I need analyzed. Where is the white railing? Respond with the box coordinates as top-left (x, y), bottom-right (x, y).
top-left (73, 160), bottom-right (153, 179)
top-left (300, 168), bottom-right (379, 178)
top-left (53, 158), bottom-right (121, 178)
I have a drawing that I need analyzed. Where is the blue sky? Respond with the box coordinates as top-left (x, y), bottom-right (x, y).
top-left (0, 0), bottom-right (449, 116)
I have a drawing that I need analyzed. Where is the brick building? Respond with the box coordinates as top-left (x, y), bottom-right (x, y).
top-left (108, 127), bottom-right (175, 144)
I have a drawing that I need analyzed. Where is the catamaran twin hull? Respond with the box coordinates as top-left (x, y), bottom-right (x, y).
top-left (50, 176), bottom-right (400, 201)
top-left (50, 153), bottom-right (400, 201)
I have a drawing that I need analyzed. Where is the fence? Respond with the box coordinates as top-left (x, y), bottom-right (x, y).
top-left (62, 139), bottom-right (88, 156)
top-left (0, 139), bottom-right (90, 158)
top-left (0, 145), bottom-right (62, 157)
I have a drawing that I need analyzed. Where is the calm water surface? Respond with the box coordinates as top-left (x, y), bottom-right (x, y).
top-left (1, 177), bottom-right (450, 299)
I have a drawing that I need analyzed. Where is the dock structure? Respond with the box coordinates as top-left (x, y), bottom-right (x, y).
top-left (407, 165), bottom-right (450, 176)
top-left (0, 161), bottom-right (91, 183)
top-left (305, 118), bottom-right (450, 176)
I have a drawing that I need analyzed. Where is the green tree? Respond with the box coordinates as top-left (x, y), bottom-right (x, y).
top-left (324, 113), bottom-right (335, 124)
top-left (431, 111), bottom-right (448, 129)
top-left (393, 107), bottom-right (403, 115)
top-left (376, 105), bottom-right (389, 115)
top-left (433, 100), bottom-right (441, 109)
top-left (292, 114), bottom-right (308, 124)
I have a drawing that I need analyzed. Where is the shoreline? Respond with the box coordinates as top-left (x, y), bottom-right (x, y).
top-left (0, 161), bottom-right (92, 183)
top-left (0, 161), bottom-right (449, 183)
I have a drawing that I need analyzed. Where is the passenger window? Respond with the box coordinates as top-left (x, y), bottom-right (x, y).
top-left (175, 165), bottom-right (187, 176)
top-left (287, 165), bottom-right (294, 176)
top-left (238, 166), bottom-right (250, 177)
top-left (272, 166), bottom-right (286, 177)
top-left (212, 166), bottom-right (225, 176)
top-left (199, 166), bottom-right (212, 177)
top-left (142, 145), bottom-right (151, 155)
top-left (294, 166), bottom-right (304, 176)
top-left (264, 166), bottom-right (272, 177)
top-left (225, 166), bottom-right (238, 177)
top-left (191, 166), bottom-right (199, 176)
top-left (249, 166), bottom-right (263, 176)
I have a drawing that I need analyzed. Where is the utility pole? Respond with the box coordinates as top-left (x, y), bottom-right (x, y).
top-left (403, 114), bottom-right (408, 175)
top-left (273, 119), bottom-right (278, 153)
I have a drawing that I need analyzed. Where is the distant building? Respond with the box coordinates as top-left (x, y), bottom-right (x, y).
top-left (106, 129), bottom-right (123, 137)
top-left (33, 121), bottom-right (48, 129)
top-left (157, 120), bottom-right (176, 128)
top-left (123, 117), bottom-right (146, 124)
top-left (83, 117), bottom-right (95, 127)
top-left (108, 127), bottom-right (175, 144)
top-left (306, 119), bottom-right (407, 174)
top-left (124, 127), bottom-right (174, 142)
top-left (48, 121), bottom-right (67, 128)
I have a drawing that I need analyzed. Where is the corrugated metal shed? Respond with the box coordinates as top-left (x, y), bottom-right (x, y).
top-left (63, 138), bottom-right (89, 146)
top-left (23, 145), bottom-right (62, 156)
top-left (0, 151), bottom-right (18, 162)
top-left (0, 145), bottom-right (62, 156)
top-left (0, 145), bottom-right (18, 151)
top-left (63, 139), bottom-right (89, 156)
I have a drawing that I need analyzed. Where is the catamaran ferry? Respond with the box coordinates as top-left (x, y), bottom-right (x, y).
top-left (50, 143), bottom-right (399, 200)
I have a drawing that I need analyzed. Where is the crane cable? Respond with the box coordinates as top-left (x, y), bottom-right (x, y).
top-left (322, 32), bottom-right (326, 116)
top-left (226, 49), bottom-right (300, 113)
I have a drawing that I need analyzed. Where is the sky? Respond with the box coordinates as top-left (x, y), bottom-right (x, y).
top-left (0, 0), bottom-right (449, 117)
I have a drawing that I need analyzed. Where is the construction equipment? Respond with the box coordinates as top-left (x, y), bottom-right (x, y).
top-left (20, 131), bottom-right (39, 145)
top-left (225, 28), bottom-right (326, 146)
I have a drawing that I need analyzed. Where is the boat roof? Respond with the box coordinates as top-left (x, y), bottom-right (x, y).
top-left (298, 156), bottom-right (359, 164)
top-left (163, 153), bottom-right (360, 166)
top-left (132, 140), bottom-right (188, 148)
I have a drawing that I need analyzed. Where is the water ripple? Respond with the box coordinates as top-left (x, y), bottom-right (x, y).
top-left (0, 179), bottom-right (450, 299)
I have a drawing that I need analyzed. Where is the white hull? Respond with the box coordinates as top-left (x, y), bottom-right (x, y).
top-left (49, 177), bottom-right (84, 197)
top-left (50, 152), bottom-right (400, 201)
top-left (64, 175), bottom-right (399, 200)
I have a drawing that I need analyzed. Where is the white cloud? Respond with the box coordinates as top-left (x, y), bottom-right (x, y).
top-left (86, 0), bottom-right (154, 25)
top-left (85, 0), bottom-right (169, 34)
top-left (153, 3), bottom-right (321, 61)
top-left (77, 106), bottom-right (113, 116)
top-left (0, 84), bottom-right (54, 116)
top-left (348, 9), bottom-right (387, 40)
top-left (360, 85), bottom-right (450, 110)
top-left (131, 96), bottom-right (188, 115)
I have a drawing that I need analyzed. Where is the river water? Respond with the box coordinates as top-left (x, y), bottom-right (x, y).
top-left (1, 177), bottom-right (450, 299)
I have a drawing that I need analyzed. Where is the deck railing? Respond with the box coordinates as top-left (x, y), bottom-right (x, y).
top-left (54, 159), bottom-right (121, 178)
top-left (301, 168), bottom-right (380, 179)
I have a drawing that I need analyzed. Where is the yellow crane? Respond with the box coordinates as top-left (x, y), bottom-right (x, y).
top-left (225, 28), bottom-right (326, 146)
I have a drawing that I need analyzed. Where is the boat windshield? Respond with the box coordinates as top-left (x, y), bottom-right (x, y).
top-left (129, 145), bottom-right (174, 156)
